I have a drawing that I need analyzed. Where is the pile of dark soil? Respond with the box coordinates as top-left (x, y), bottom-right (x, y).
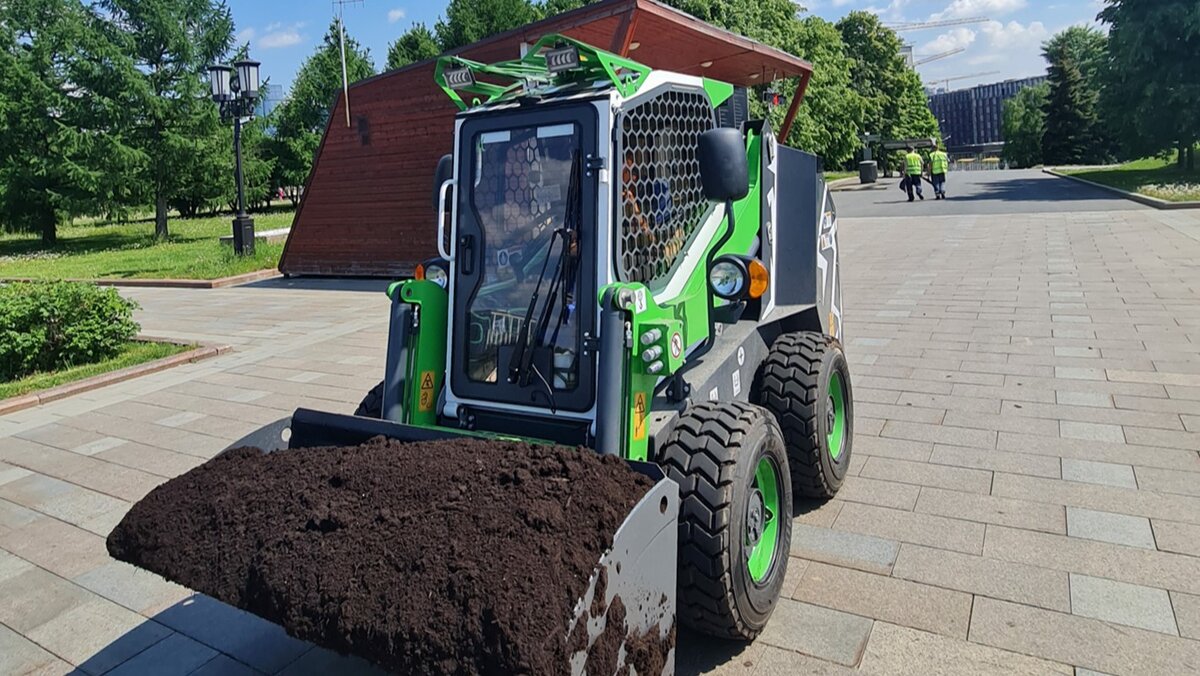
top-left (108, 436), bottom-right (657, 675)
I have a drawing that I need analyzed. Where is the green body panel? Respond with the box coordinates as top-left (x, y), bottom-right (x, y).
top-left (393, 280), bottom-right (448, 427)
top-left (601, 128), bottom-right (765, 461)
top-left (701, 78), bottom-right (735, 108)
top-left (435, 34), bottom-right (652, 111)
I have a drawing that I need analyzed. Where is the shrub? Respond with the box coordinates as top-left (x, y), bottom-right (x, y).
top-left (0, 281), bottom-right (140, 382)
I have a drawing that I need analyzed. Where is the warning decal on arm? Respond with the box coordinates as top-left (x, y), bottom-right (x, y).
top-left (419, 371), bottom-right (436, 412)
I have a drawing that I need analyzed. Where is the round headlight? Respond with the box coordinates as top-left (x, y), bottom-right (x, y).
top-left (425, 262), bottom-right (449, 289)
top-left (709, 259), bottom-right (747, 300)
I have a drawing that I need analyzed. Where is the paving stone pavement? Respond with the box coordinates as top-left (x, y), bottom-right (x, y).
top-left (3, 174), bottom-right (1200, 674)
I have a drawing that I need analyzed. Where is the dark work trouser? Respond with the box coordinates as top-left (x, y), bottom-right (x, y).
top-left (931, 172), bottom-right (946, 196)
top-left (905, 174), bottom-right (924, 200)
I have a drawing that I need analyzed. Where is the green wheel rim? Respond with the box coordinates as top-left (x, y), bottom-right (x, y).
top-left (827, 371), bottom-right (847, 461)
top-left (746, 456), bottom-right (781, 583)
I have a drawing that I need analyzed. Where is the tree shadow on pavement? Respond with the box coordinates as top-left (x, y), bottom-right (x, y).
top-left (951, 177), bottom-right (1135, 203)
top-left (242, 276), bottom-right (393, 293)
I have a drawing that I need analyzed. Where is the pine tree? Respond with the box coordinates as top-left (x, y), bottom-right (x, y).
top-left (99, 0), bottom-right (234, 239)
top-left (1042, 57), bottom-right (1094, 166)
top-left (387, 23), bottom-right (440, 70)
top-left (0, 0), bottom-right (144, 244)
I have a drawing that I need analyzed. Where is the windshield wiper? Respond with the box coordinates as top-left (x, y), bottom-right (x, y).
top-left (507, 149), bottom-right (583, 407)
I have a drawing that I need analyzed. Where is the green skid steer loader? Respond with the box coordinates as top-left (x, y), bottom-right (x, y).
top-left (239, 34), bottom-right (853, 662)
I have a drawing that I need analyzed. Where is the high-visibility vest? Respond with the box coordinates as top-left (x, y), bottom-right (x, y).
top-left (905, 152), bottom-right (923, 176)
top-left (931, 151), bottom-right (949, 174)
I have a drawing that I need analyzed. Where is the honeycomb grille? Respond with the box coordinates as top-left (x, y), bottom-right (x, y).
top-left (617, 89), bottom-right (715, 285)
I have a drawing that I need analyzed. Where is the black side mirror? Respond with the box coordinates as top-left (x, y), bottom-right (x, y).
top-left (432, 154), bottom-right (453, 210)
top-left (697, 128), bottom-right (748, 202)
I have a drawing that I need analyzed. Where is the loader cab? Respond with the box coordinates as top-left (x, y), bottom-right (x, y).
top-left (440, 99), bottom-right (606, 439)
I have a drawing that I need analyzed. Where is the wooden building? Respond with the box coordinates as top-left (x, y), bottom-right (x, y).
top-left (279, 0), bottom-right (812, 277)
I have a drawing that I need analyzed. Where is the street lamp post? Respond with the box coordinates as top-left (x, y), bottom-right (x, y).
top-left (207, 58), bottom-right (261, 256)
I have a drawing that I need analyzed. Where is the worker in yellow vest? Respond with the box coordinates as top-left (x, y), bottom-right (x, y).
top-left (904, 146), bottom-right (924, 202)
top-left (929, 145), bottom-right (950, 200)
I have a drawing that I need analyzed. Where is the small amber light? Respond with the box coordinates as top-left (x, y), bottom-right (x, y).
top-left (748, 258), bottom-right (769, 299)
top-left (414, 263), bottom-right (426, 281)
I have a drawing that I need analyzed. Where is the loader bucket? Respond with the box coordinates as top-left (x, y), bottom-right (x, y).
top-left (212, 408), bottom-right (680, 674)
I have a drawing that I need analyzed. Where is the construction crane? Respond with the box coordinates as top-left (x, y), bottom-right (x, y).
top-left (913, 47), bottom-right (965, 66)
top-left (886, 17), bottom-right (990, 31)
top-left (927, 71), bottom-right (1003, 91)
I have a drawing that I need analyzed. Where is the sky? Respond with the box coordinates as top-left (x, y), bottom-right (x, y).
top-left (226, 0), bottom-right (1107, 98)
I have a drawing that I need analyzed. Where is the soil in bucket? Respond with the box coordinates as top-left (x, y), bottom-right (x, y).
top-left (107, 436), bottom-right (657, 675)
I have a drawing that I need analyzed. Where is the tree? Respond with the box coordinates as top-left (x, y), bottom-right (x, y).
top-left (1002, 82), bottom-right (1049, 168)
top-left (387, 23), bottom-right (440, 70)
top-left (434, 0), bottom-right (542, 50)
top-left (1099, 0), bottom-right (1200, 169)
top-left (0, 0), bottom-right (143, 244)
top-left (1042, 57), bottom-right (1094, 166)
top-left (781, 16), bottom-right (865, 168)
top-left (99, 0), bottom-right (235, 239)
top-left (1042, 26), bottom-right (1113, 161)
top-left (836, 11), bottom-right (939, 156)
top-left (271, 21), bottom-right (375, 198)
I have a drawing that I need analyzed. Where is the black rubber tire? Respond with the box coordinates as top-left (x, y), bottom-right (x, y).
top-left (354, 380), bottom-right (384, 418)
top-left (659, 401), bottom-right (792, 640)
top-left (756, 332), bottom-right (854, 499)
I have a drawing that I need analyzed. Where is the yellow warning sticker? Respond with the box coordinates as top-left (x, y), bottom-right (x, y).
top-left (418, 370), bottom-right (436, 412)
top-left (632, 391), bottom-right (647, 441)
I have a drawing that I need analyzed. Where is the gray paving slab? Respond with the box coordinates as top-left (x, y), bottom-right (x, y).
top-left (0, 622), bottom-right (72, 676)
top-left (1069, 573), bottom-right (1178, 635)
top-left (860, 622), bottom-right (1072, 676)
top-left (756, 598), bottom-right (873, 666)
top-left (892, 543), bottom-right (1070, 612)
top-left (789, 521), bottom-right (900, 575)
top-left (1151, 520), bottom-right (1200, 557)
top-left (72, 560), bottom-right (191, 615)
top-left (794, 562), bottom-right (972, 638)
top-left (1060, 458), bottom-right (1137, 489)
top-left (1066, 507), bottom-right (1157, 550)
top-left (984, 524), bottom-right (1200, 596)
top-left (969, 597), bottom-right (1200, 676)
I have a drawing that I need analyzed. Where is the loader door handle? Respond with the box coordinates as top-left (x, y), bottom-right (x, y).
top-left (458, 234), bottom-right (475, 275)
top-left (437, 179), bottom-right (456, 261)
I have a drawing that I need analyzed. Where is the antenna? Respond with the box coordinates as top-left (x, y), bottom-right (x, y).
top-left (333, 0), bottom-right (364, 127)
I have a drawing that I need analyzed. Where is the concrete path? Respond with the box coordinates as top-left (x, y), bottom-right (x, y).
top-left (2, 171), bottom-right (1199, 674)
top-left (836, 168), bottom-right (1147, 219)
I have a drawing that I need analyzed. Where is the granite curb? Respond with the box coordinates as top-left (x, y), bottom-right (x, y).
top-left (1, 268), bottom-right (282, 289)
top-left (0, 339), bottom-right (231, 416)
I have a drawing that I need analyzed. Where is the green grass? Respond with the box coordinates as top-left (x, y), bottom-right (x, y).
top-left (1064, 154), bottom-right (1200, 202)
top-left (0, 210), bottom-right (293, 280)
top-left (824, 171), bottom-right (857, 182)
top-left (0, 340), bottom-right (193, 400)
